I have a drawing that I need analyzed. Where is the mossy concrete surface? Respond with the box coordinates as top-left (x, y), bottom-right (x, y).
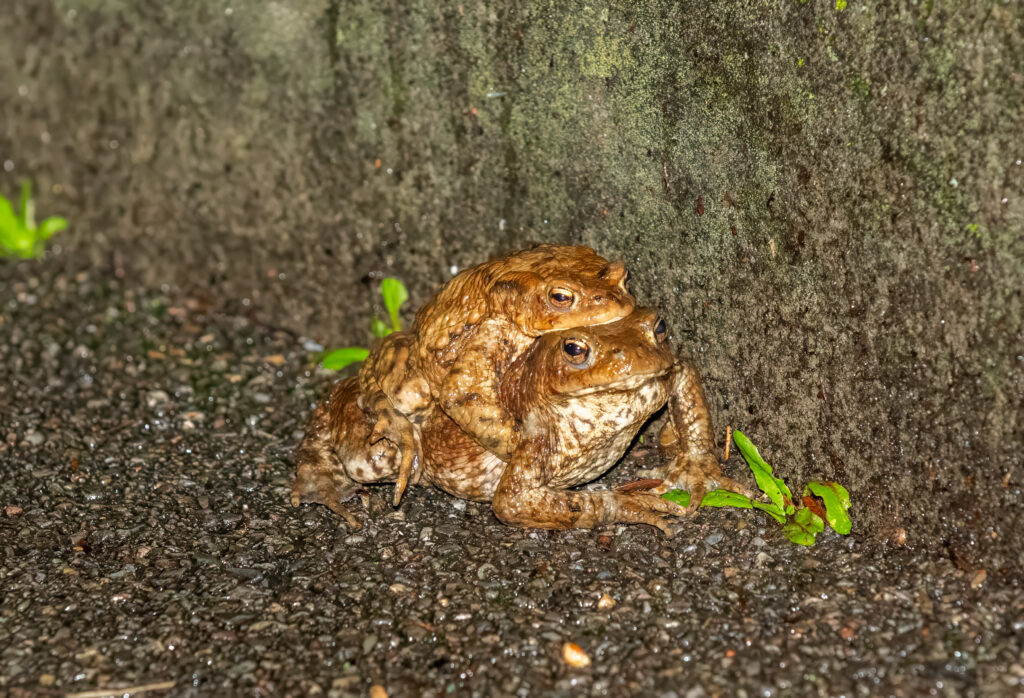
top-left (1, 1), bottom-right (1021, 568)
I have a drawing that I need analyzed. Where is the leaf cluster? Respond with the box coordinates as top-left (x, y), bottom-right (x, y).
top-left (0, 180), bottom-right (67, 259)
top-left (663, 430), bottom-right (852, 546)
top-left (321, 278), bottom-right (408, 370)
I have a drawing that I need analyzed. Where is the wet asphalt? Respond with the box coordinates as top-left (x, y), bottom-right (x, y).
top-left (1, 265), bottom-right (1022, 697)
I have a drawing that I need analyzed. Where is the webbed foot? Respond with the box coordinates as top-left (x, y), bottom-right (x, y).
top-left (291, 461), bottom-right (362, 529)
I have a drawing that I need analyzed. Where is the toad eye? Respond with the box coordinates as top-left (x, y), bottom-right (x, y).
top-left (654, 317), bottom-right (667, 340)
top-left (549, 288), bottom-right (575, 308)
top-left (562, 339), bottom-right (590, 365)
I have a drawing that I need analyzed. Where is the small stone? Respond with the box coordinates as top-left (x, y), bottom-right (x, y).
top-left (38, 674), bottom-right (55, 687)
top-left (24, 431), bottom-right (44, 446)
top-left (389, 583), bottom-right (411, 594)
top-left (562, 642), bottom-right (591, 668)
top-left (970, 569), bottom-right (987, 589)
top-left (362, 634), bottom-right (378, 654)
top-left (146, 390), bottom-right (170, 408)
top-left (704, 532), bottom-right (724, 546)
top-left (597, 593), bottom-right (616, 610)
top-left (6, 505), bottom-right (23, 517)
top-left (370, 685), bottom-right (388, 698)
top-left (419, 526), bottom-right (433, 541)
top-left (264, 354), bottom-right (286, 366)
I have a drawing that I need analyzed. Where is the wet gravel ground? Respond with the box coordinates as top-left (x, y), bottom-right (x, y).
top-left (2, 264), bottom-right (1023, 697)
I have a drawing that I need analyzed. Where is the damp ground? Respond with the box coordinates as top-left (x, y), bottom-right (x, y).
top-left (1, 263), bottom-right (1021, 697)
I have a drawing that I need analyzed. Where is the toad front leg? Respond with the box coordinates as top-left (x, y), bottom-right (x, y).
top-left (437, 325), bottom-right (524, 461)
top-left (656, 359), bottom-right (754, 508)
top-left (358, 334), bottom-right (431, 505)
top-left (491, 439), bottom-right (691, 534)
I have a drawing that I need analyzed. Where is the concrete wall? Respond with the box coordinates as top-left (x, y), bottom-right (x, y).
top-left (2, 0), bottom-right (1022, 568)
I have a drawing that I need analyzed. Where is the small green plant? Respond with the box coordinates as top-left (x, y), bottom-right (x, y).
top-left (321, 278), bottom-right (409, 371)
top-left (0, 179), bottom-right (67, 259)
top-left (662, 430), bottom-right (852, 546)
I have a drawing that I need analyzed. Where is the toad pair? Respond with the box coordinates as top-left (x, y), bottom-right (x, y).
top-left (292, 245), bottom-right (751, 533)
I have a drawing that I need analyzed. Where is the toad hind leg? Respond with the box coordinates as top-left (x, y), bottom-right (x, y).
top-left (491, 441), bottom-right (691, 535)
top-left (291, 377), bottom-right (404, 527)
top-left (292, 407), bottom-right (363, 529)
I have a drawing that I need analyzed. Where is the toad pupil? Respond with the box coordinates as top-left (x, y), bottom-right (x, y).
top-left (564, 340), bottom-right (587, 357)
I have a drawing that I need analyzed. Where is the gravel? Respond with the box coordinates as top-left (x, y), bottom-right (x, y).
top-left (1, 262), bottom-right (1021, 697)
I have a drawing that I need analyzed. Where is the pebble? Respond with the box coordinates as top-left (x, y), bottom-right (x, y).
top-left (145, 390), bottom-right (170, 408)
top-left (562, 642), bottom-right (591, 668)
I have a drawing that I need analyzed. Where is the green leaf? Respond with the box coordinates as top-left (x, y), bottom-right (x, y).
top-left (18, 179), bottom-right (33, 230)
top-left (700, 489), bottom-right (753, 508)
top-left (661, 490), bottom-right (691, 507)
top-left (370, 317), bottom-right (393, 338)
top-left (380, 278), bottom-right (408, 331)
top-left (752, 500), bottom-right (787, 525)
top-left (0, 197), bottom-right (26, 256)
top-left (0, 206), bottom-right (33, 258)
top-left (321, 347), bottom-right (369, 370)
top-left (37, 216), bottom-right (68, 241)
top-left (782, 507), bottom-right (824, 546)
top-left (733, 430), bottom-right (794, 514)
top-left (805, 481), bottom-right (852, 535)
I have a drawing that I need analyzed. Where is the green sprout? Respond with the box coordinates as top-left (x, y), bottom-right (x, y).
top-left (662, 430), bottom-right (853, 546)
top-left (321, 278), bottom-right (409, 371)
top-left (0, 180), bottom-right (67, 259)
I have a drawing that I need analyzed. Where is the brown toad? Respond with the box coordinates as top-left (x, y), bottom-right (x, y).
top-left (293, 308), bottom-right (751, 532)
top-left (358, 244), bottom-right (634, 504)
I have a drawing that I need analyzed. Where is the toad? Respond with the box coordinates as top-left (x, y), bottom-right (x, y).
top-left (358, 244), bottom-right (634, 504)
top-left (293, 308), bottom-right (752, 533)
